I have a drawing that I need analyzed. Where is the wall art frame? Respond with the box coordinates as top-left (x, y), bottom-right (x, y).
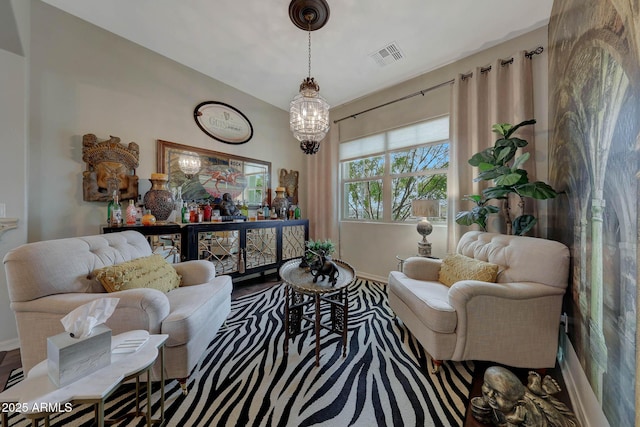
top-left (157, 140), bottom-right (271, 208)
top-left (194, 101), bottom-right (253, 144)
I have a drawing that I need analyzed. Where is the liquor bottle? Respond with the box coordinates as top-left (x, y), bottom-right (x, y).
top-left (111, 191), bottom-right (122, 226)
top-left (126, 199), bottom-right (137, 225)
top-left (107, 194), bottom-right (114, 224)
top-left (189, 201), bottom-right (197, 223)
top-left (294, 205), bottom-right (301, 219)
top-left (182, 201), bottom-right (189, 223)
top-left (241, 200), bottom-right (249, 217)
top-left (135, 195), bottom-right (144, 224)
top-left (170, 186), bottom-right (183, 223)
top-left (263, 204), bottom-right (270, 219)
top-left (203, 201), bottom-right (212, 222)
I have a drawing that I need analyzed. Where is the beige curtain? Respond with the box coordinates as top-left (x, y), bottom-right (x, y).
top-left (447, 51), bottom-right (535, 250)
top-left (305, 124), bottom-right (340, 253)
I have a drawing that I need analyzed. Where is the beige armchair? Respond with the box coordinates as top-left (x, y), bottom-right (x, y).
top-left (388, 231), bottom-right (570, 371)
top-left (3, 230), bottom-right (232, 392)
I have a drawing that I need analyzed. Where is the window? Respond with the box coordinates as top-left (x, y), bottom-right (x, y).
top-left (340, 116), bottom-right (449, 222)
top-left (243, 164), bottom-right (266, 205)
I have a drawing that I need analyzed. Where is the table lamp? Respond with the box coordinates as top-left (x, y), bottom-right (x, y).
top-left (411, 199), bottom-right (439, 257)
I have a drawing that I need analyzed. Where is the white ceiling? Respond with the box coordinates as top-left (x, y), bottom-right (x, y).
top-left (41, 0), bottom-right (554, 111)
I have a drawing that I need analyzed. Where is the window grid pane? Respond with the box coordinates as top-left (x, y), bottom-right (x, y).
top-left (343, 156), bottom-right (384, 180)
top-left (344, 181), bottom-right (383, 220)
top-left (390, 143), bottom-right (449, 175)
top-left (391, 174), bottom-right (447, 221)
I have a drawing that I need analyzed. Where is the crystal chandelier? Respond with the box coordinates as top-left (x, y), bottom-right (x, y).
top-left (178, 152), bottom-right (201, 179)
top-left (288, 0), bottom-right (330, 155)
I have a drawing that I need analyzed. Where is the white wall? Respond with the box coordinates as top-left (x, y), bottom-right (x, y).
top-left (28, 1), bottom-right (305, 242)
top-left (0, 0), bottom-right (29, 348)
top-left (0, 0), bottom-right (306, 346)
top-left (333, 26), bottom-right (550, 281)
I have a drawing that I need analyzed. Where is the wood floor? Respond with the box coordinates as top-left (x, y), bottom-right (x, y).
top-left (1, 276), bottom-right (575, 427)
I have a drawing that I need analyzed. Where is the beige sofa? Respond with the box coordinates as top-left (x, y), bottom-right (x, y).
top-left (388, 231), bottom-right (570, 371)
top-left (3, 230), bottom-right (232, 391)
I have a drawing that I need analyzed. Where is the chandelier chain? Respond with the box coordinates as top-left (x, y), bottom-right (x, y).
top-left (307, 25), bottom-right (312, 78)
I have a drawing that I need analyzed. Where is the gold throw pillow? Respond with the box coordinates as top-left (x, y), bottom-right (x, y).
top-left (94, 254), bottom-right (181, 293)
top-left (438, 253), bottom-right (499, 287)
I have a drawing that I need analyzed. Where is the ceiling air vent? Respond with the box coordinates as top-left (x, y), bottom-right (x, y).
top-left (370, 42), bottom-right (404, 67)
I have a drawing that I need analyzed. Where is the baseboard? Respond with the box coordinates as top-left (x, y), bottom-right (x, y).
top-left (0, 338), bottom-right (19, 352)
top-left (559, 333), bottom-right (610, 427)
top-left (356, 272), bottom-right (388, 284)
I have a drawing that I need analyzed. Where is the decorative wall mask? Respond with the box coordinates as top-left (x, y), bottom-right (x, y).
top-left (82, 134), bottom-right (139, 202)
top-left (279, 169), bottom-right (299, 205)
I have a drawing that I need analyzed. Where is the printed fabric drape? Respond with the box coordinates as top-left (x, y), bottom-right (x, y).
top-left (447, 51), bottom-right (535, 250)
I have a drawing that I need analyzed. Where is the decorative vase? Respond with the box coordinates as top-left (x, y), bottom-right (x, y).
top-left (272, 187), bottom-right (289, 220)
top-left (143, 173), bottom-right (174, 222)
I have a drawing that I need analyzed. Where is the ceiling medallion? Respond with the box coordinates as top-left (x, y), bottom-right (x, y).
top-left (288, 0), bottom-right (330, 31)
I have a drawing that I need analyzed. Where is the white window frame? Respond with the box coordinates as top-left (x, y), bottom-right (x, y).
top-left (339, 116), bottom-right (449, 223)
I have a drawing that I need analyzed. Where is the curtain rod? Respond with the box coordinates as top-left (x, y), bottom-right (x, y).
top-left (333, 46), bottom-right (544, 124)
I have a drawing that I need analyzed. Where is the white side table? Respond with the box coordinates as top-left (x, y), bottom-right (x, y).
top-left (0, 330), bottom-right (168, 427)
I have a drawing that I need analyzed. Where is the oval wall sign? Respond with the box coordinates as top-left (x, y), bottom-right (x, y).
top-left (194, 101), bottom-right (253, 144)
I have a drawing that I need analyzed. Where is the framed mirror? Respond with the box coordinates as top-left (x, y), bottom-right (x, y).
top-left (157, 140), bottom-right (271, 208)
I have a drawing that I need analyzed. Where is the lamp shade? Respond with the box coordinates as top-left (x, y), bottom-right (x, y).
top-left (411, 199), bottom-right (440, 218)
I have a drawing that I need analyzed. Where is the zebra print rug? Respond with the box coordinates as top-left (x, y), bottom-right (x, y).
top-left (4, 279), bottom-right (473, 426)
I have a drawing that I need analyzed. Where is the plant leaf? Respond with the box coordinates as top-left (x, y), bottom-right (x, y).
top-left (492, 123), bottom-right (512, 136)
top-left (483, 186), bottom-right (512, 199)
top-left (455, 211), bottom-right (474, 225)
top-left (495, 172), bottom-right (522, 186)
top-left (512, 152), bottom-right (530, 170)
top-left (462, 194), bottom-right (483, 204)
top-left (495, 146), bottom-right (513, 163)
top-left (515, 181), bottom-right (558, 199)
top-left (503, 119), bottom-right (536, 138)
top-left (509, 137), bottom-right (529, 148)
top-left (478, 162), bottom-right (496, 172)
top-left (513, 215), bottom-right (537, 235)
top-left (468, 150), bottom-right (494, 167)
top-left (480, 205), bottom-right (500, 215)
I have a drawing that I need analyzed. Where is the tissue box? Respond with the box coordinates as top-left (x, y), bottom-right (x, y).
top-left (47, 324), bottom-right (112, 387)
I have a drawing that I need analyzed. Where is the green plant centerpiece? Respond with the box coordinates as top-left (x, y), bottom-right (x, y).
top-left (300, 239), bottom-right (335, 268)
top-left (455, 119), bottom-right (558, 236)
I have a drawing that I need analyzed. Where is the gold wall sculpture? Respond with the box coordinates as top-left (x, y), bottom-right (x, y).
top-left (82, 134), bottom-right (139, 202)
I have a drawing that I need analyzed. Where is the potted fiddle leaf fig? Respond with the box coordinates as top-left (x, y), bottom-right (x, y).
top-left (456, 119), bottom-right (558, 236)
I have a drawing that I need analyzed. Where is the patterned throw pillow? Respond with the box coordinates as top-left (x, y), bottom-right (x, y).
top-left (438, 253), bottom-right (499, 287)
top-left (94, 254), bottom-right (181, 293)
